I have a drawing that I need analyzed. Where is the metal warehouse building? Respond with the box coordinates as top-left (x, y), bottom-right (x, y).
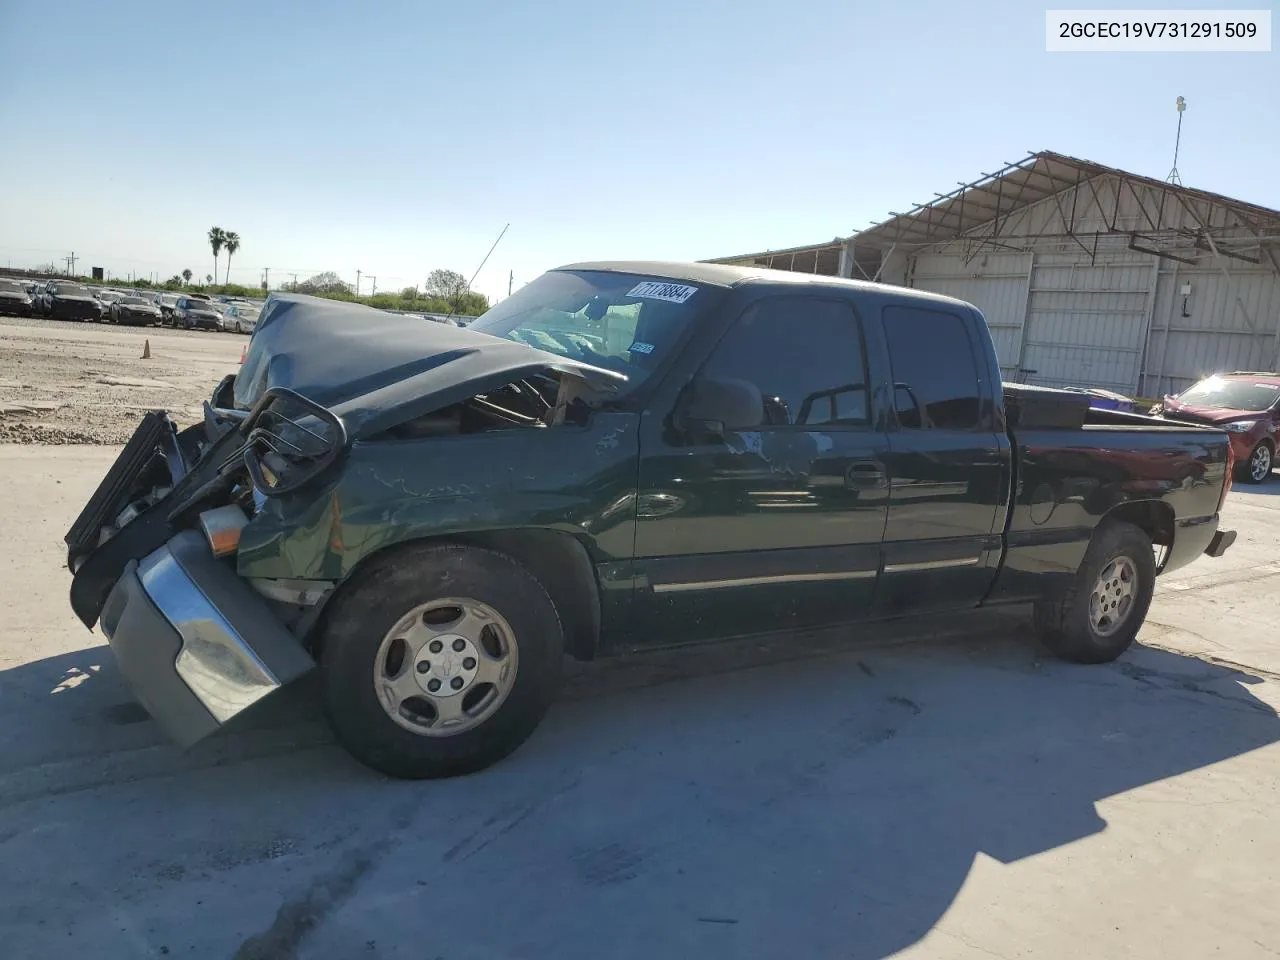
top-left (712, 151), bottom-right (1280, 398)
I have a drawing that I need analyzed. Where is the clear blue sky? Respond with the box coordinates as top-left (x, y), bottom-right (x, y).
top-left (0, 0), bottom-right (1275, 302)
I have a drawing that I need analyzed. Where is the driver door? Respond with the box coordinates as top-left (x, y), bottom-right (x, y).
top-left (631, 294), bottom-right (890, 644)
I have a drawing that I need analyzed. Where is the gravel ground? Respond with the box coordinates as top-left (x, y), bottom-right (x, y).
top-left (0, 315), bottom-right (243, 444)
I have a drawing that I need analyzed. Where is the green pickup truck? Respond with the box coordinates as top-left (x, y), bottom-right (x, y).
top-left (66, 262), bottom-right (1236, 778)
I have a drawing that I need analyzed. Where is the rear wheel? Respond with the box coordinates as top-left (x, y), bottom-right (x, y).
top-left (1238, 442), bottom-right (1273, 484)
top-left (318, 543), bottom-right (564, 779)
top-left (1033, 520), bottom-right (1155, 664)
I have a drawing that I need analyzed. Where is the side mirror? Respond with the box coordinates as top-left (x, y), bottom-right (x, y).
top-left (677, 376), bottom-right (764, 439)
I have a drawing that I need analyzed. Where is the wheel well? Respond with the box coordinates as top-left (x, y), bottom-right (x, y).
top-left (311, 529), bottom-right (602, 662)
top-left (446, 529), bottom-right (602, 661)
top-left (1103, 499), bottom-right (1175, 555)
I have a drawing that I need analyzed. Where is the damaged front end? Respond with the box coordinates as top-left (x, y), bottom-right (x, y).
top-left (66, 294), bottom-right (628, 747)
top-left (65, 385), bottom-right (341, 744)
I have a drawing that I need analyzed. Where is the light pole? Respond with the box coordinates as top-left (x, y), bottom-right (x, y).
top-left (1166, 96), bottom-right (1186, 185)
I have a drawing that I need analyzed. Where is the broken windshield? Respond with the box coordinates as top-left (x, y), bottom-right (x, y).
top-left (468, 270), bottom-right (720, 394)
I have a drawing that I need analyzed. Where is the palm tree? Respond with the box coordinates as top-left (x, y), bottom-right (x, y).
top-left (223, 232), bottom-right (240, 285)
top-left (208, 227), bottom-right (226, 286)
top-left (182, 268), bottom-right (193, 285)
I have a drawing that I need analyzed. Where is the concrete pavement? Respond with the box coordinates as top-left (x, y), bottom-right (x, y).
top-left (1, 444), bottom-right (1277, 959)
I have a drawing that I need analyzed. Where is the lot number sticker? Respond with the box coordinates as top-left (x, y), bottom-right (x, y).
top-left (627, 281), bottom-right (697, 304)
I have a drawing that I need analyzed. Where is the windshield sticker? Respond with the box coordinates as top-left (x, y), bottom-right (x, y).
top-left (629, 341), bottom-right (655, 355)
top-left (627, 281), bottom-right (697, 304)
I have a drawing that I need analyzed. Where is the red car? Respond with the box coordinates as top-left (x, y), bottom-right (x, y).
top-left (1154, 372), bottom-right (1280, 484)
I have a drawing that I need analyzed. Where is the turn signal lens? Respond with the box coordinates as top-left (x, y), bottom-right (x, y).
top-left (199, 505), bottom-right (248, 557)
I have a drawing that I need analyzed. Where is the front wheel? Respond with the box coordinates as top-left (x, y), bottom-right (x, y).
top-left (317, 543), bottom-right (564, 779)
top-left (1033, 520), bottom-right (1156, 664)
top-left (1238, 442), bottom-right (1273, 485)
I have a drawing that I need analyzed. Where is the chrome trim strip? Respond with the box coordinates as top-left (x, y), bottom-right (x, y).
top-left (883, 557), bottom-right (981, 574)
top-left (138, 546), bottom-right (279, 723)
top-left (652, 569), bottom-right (876, 594)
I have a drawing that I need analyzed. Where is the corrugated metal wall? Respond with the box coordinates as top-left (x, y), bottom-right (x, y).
top-left (902, 175), bottom-right (1280, 396)
top-left (1021, 255), bottom-right (1155, 392)
top-left (1143, 265), bottom-right (1280, 397)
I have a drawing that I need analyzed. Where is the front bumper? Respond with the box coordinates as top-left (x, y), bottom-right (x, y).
top-left (52, 304), bottom-right (101, 320)
top-left (99, 529), bottom-right (314, 747)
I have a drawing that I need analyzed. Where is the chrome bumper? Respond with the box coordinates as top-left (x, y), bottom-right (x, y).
top-left (100, 530), bottom-right (314, 747)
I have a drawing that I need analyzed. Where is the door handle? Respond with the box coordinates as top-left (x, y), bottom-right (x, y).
top-left (846, 461), bottom-right (888, 489)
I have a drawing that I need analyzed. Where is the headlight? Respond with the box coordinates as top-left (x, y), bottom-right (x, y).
top-left (1222, 420), bottom-right (1258, 433)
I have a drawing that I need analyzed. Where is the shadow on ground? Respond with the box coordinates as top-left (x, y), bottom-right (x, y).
top-left (0, 625), bottom-right (1277, 960)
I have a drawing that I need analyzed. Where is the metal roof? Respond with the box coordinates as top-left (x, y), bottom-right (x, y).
top-left (710, 150), bottom-right (1280, 264)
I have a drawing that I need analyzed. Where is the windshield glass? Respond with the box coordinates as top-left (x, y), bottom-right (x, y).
top-left (1176, 377), bottom-right (1280, 412)
top-left (0, 281), bottom-right (24, 294)
top-left (54, 283), bottom-right (90, 297)
top-left (121, 296), bottom-right (148, 305)
top-left (469, 270), bottom-right (718, 392)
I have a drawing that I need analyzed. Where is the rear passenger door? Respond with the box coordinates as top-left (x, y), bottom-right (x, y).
top-left (633, 294), bottom-right (890, 643)
top-left (876, 304), bottom-right (1010, 615)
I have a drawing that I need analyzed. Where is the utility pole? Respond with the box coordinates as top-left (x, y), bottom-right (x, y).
top-left (65, 252), bottom-right (77, 275)
top-left (368, 276), bottom-right (377, 296)
top-left (290, 273), bottom-right (298, 290)
top-left (355, 269), bottom-right (361, 296)
top-left (508, 269), bottom-right (514, 297)
top-left (263, 267), bottom-right (270, 290)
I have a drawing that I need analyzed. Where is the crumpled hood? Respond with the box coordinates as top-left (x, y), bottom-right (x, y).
top-left (233, 293), bottom-right (625, 439)
top-left (1162, 399), bottom-right (1261, 425)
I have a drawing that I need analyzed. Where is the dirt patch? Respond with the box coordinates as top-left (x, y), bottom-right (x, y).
top-left (0, 317), bottom-right (243, 444)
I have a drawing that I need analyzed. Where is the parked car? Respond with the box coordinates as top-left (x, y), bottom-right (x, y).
top-left (109, 295), bottom-right (163, 327)
top-left (94, 289), bottom-right (125, 317)
top-left (223, 304), bottom-right (259, 334)
top-left (64, 263), bottom-right (1237, 780)
top-left (1151, 371), bottom-right (1280, 484)
top-left (173, 296), bottom-right (222, 330)
top-left (152, 293), bottom-right (181, 323)
top-left (44, 281), bottom-right (103, 321)
top-left (0, 278), bottom-right (35, 316)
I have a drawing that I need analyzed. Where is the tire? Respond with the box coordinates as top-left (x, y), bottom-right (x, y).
top-left (1033, 519), bottom-right (1155, 664)
top-left (317, 543), bottom-right (564, 779)
top-left (1237, 441), bottom-right (1273, 485)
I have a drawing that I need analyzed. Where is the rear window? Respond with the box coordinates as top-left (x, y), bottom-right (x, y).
top-left (882, 305), bottom-right (984, 430)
